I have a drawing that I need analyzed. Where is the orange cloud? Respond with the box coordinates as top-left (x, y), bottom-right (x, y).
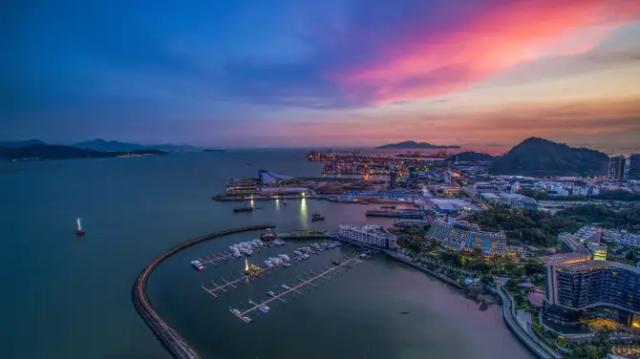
top-left (336, 0), bottom-right (640, 104)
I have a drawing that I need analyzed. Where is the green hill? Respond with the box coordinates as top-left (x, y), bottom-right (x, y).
top-left (490, 137), bottom-right (608, 177)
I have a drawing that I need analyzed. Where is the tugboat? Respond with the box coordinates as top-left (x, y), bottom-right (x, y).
top-left (311, 213), bottom-right (325, 222)
top-left (75, 217), bottom-right (86, 236)
top-left (233, 206), bottom-right (254, 213)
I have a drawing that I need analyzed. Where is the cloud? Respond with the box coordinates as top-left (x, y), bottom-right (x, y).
top-left (333, 0), bottom-right (640, 104)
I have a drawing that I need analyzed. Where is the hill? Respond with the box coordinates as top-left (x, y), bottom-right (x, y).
top-left (447, 152), bottom-right (494, 162)
top-left (0, 139), bottom-right (46, 148)
top-left (490, 137), bottom-right (608, 176)
top-left (0, 144), bottom-right (166, 161)
top-left (75, 138), bottom-right (200, 153)
top-left (377, 140), bottom-right (460, 149)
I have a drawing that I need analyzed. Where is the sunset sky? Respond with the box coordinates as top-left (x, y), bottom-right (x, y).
top-left (2, 0), bottom-right (640, 152)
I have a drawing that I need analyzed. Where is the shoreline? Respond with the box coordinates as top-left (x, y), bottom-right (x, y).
top-left (380, 247), bottom-right (560, 359)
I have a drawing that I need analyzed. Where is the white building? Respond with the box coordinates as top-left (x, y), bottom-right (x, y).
top-left (338, 224), bottom-right (398, 250)
top-left (603, 229), bottom-right (640, 249)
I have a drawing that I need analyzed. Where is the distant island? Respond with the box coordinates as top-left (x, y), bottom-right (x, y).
top-left (203, 148), bottom-right (226, 152)
top-left (377, 140), bottom-right (460, 149)
top-left (0, 140), bottom-right (167, 161)
top-left (490, 137), bottom-right (609, 176)
top-left (75, 138), bottom-right (202, 153)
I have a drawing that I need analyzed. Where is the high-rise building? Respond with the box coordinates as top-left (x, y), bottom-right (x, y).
top-left (630, 153), bottom-right (640, 180)
top-left (608, 155), bottom-right (626, 180)
top-left (543, 254), bottom-right (640, 327)
top-left (388, 166), bottom-right (397, 189)
top-left (407, 166), bottom-right (419, 188)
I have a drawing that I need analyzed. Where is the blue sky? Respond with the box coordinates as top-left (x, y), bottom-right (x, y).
top-left (2, 0), bottom-right (639, 150)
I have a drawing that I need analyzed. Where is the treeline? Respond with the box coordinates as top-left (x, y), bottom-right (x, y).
top-left (468, 205), bottom-right (581, 247)
top-left (560, 205), bottom-right (640, 233)
top-left (469, 204), bottom-right (640, 247)
top-left (519, 188), bottom-right (640, 202)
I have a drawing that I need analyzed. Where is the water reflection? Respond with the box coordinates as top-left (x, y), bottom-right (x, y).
top-left (299, 198), bottom-right (308, 227)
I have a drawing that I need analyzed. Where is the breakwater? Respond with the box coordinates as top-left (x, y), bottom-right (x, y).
top-left (132, 224), bottom-right (275, 359)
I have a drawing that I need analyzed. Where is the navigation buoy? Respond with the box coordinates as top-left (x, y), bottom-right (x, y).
top-left (76, 217), bottom-right (86, 236)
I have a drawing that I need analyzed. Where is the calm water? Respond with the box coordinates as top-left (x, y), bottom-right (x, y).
top-left (0, 150), bottom-right (533, 358)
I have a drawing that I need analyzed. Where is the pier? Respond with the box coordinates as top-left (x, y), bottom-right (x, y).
top-left (202, 269), bottom-right (272, 298)
top-left (277, 229), bottom-right (331, 240)
top-left (132, 224), bottom-right (274, 359)
top-left (230, 252), bottom-right (366, 323)
top-left (194, 251), bottom-right (237, 269)
top-left (202, 242), bottom-right (343, 298)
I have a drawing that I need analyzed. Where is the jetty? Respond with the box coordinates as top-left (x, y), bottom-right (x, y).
top-left (132, 224), bottom-right (274, 359)
top-left (230, 252), bottom-right (366, 323)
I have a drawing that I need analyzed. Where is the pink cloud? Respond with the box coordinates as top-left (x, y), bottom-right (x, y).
top-left (335, 0), bottom-right (640, 104)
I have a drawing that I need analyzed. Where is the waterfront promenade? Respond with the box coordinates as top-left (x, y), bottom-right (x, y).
top-left (132, 224), bottom-right (274, 359)
top-left (491, 283), bottom-right (561, 359)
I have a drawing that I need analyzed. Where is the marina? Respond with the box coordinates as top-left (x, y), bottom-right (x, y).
top-left (230, 252), bottom-right (367, 323)
top-left (200, 240), bottom-right (343, 299)
top-left (190, 237), bottom-right (286, 271)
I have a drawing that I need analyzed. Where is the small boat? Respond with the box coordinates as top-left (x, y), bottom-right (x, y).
top-left (75, 217), bottom-right (86, 236)
top-left (381, 205), bottom-right (396, 209)
top-left (311, 213), bottom-right (325, 222)
top-left (233, 207), bottom-right (254, 213)
top-left (260, 228), bottom-right (278, 242)
top-left (190, 260), bottom-right (205, 271)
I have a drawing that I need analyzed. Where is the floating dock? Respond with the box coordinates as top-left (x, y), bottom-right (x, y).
top-left (230, 252), bottom-right (367, 323)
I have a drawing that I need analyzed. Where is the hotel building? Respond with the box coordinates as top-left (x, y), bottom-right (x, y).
top-left (543, 253), bottom-right (640, 327)
top-left (338, 224), bottom-right (398, 250)
top-left (426, 221), bottom-right (506, 257)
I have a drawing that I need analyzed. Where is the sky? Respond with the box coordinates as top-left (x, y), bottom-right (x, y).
top-left (1, 0), bottom-right (640, 152)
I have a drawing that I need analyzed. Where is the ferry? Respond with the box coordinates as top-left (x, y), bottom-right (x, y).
top-left (190, 260), bottom-right (205, 271)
